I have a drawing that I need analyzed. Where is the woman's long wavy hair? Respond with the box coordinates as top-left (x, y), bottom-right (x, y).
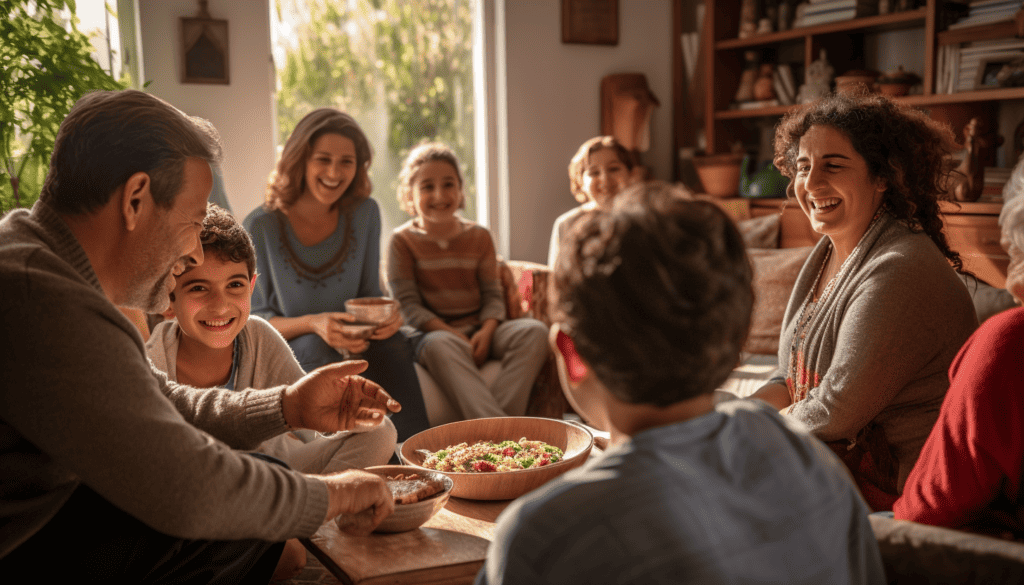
top-left (773, 93), bottom-right (966, 273)
top-left (264, 108), bottom-right (373, 211)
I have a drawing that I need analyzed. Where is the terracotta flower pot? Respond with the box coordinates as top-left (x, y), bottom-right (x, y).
top-left (693, 153), bottom-right (744, 197)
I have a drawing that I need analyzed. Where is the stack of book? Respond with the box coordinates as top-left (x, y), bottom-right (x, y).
top-left (938, 38), bottom-right (1024, 93)
top-left (947, 0), bottom-right (1023, 30)
top-left (792, 0), bottom-right (878, 28)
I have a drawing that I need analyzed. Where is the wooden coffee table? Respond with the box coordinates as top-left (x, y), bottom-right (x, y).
top-left (303, 496), bottom-right (512, 585)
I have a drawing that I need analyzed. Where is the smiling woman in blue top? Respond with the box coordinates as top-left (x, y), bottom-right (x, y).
top-left (243, 108), bottom-right (430, 440)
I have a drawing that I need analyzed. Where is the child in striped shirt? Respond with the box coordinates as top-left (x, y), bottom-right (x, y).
top-left (387, 142), bottom-right (549, 421)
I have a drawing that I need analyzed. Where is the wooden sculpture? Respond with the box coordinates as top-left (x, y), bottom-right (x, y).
top-left (948, 118), bottom-right (1002, 203)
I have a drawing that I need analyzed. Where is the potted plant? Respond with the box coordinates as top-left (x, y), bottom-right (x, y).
top-left (1, 0), bottom-right (127, 214)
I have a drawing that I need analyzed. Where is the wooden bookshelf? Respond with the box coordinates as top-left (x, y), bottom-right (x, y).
top-left (672, 0), bottom-right (1024, 157)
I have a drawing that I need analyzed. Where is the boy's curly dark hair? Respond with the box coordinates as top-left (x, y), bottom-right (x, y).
top-left (773, 93), bottom-right (965, 273)
top-left (199, 203), bottom-right (256, 276)
top-left (552, 181), bottom-right (753, 406)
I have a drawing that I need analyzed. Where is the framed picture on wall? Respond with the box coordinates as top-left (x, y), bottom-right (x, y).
top-left (562, 0), bottom-right (619, 45)
top-left (180, 15), bottom-right (230, 85)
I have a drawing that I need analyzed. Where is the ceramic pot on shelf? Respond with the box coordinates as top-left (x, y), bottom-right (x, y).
top-left (693, 153), bottom-right (745, 198)
top-left (834, 70), bottom-right (880, 95)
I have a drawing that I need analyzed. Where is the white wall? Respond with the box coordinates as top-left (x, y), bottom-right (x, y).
top-left (503, 0), bottom-right (673, 263)
top-left (135, 0), bottom-right (675, 259)
top-left (138, 0), bottom-right (276, 220)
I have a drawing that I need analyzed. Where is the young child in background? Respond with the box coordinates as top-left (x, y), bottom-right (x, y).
top-left (387, 143), bottom-right (549, 420)
top-left (546, 135), bottom-right (636, 266)
top-left (147, 204), bottom-right (397, 474)
top-left (478, 182), bottom-right (884, 585)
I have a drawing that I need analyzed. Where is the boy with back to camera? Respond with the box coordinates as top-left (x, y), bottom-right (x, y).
top-left (147, 204), bottom-right (397, 474)
top-left (477, 182), bottom-right (885, 584)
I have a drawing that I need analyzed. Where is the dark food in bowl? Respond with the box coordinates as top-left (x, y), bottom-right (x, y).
top-left (385, 473), bottom-right (446, 504)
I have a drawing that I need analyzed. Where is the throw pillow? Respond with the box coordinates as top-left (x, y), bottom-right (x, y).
top-left (736, 213), bottom-right (781, 249)
top-left (745, 246), bottom-right (814, 355)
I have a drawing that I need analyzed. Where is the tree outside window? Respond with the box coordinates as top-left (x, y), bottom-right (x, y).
top-left (1, 0), bottom-right (131, 214)
top-left (271, 0), bottom-right (475, 242)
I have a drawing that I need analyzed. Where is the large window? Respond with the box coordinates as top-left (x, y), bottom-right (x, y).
top-left (2, 0), bottom-right (135, 213)
top-left (271, 0), bottom-right (476, 241)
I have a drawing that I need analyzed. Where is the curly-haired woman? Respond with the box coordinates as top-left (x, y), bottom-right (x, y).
top-left (749, 93), bottom-right (978, 510)
top-left (243, 108), bottom-right (430, 441)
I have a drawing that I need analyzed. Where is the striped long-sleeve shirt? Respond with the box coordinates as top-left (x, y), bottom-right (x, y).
top-left (387, 217), bottom-right (506, 335)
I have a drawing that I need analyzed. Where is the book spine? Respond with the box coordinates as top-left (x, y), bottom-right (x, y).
top-left (797, 9), bottom-right (857, 25)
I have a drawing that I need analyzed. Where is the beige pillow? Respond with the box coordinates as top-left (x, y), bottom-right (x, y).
top-left (745, 246), bottom-right (814, 355)
top-left (736, 213), bottom-right (781, 249)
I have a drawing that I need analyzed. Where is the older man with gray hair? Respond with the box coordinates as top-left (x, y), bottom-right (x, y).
top-left (893, 161), bottom-right (1024, 538)
top-left (0, 90), bottom-right (400, 583)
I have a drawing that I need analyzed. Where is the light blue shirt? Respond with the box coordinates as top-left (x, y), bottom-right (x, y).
top-left (477, 399), bottom-right (885, 585)
top-left (243, 198), bottom-right (384, 321)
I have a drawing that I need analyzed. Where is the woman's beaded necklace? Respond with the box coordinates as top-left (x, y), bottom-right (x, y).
top-left (275, 207), bottom-right (356, 287)
top-left (787, 210), bottom-right (883, 404)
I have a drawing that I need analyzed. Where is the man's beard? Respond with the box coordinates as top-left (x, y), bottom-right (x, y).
top-left (121, 258), bottom-right (174, 314)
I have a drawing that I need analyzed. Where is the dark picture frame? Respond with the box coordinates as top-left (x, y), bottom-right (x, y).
top-left (974, 57), bottom-right (1010, 90)
top-left (180, 16), bottom-right (230, 85)
top-left (561, 0), bottom-right (619, 45)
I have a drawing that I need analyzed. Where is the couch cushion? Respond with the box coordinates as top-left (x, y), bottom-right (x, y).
top-left (737, 213), bottom-right (781, 249)
top-left (745, 246), bottom-right (813, 355)
top-left (870, 515), bottom-right (1024, 584)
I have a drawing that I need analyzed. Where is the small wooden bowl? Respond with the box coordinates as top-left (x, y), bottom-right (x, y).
top-left (339, 321), bottom-right (376, 340)
top-left (399, 417), bottom-right (594, 500)
top-left (344, 297), bottom-right (399, 325)
top-left (364, 465), bottom-right (453, 533)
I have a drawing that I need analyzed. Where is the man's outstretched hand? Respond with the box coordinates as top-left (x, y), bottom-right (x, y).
top-left (281, 360), bottom-right (402, 433)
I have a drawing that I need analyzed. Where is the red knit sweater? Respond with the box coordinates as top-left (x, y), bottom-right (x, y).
top-left (894, 306), bottom-right (1024, 537)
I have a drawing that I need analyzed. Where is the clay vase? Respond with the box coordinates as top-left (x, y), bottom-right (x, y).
top-left (753, 64), bottom-right (777, 101)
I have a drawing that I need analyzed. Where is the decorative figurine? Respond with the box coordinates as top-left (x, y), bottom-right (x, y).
top-left (753, 64), bottom-right (777, 101)
top-left (778, 0), bottom-right (794, 31)
top-left (947, 118), bottom-right (1002, 203)
top-left (796, 49), bottom-right (834, 104)
top-left (739, 0), bottom-right (758, 38)
top-left (734, 51), bottom-right (759, 103)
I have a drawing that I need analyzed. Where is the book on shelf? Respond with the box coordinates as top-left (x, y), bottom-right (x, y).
top-left (795, 9), bottom-right (855, 26)
top-left (967, 3), bottom-right (1020, 16)
top-left (796, 0), bottom-right (875, 16)
top-left (800, 0), bottom-right (870, 12)
top-left (948, 11), bottom-right (1019, 29)
top-left (732, 99), bottom-right (780, 110)
top-left (793, 0), bottom-right (876, 26)
top-left (955, 49), bottom-right (1024, 91)
top-left (960, 39), bottom-right (1024, 54)
top-left (966, 0), bottom-right (1020, 9)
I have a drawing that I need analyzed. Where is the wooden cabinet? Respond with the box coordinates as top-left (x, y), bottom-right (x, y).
top-left (674, 1), bottom-right (1017, 286)
top-left (672, 0), bottom-right (1024, 158)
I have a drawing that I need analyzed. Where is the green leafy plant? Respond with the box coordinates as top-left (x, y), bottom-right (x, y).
top-left (1, 0), bottom-right (127, 213)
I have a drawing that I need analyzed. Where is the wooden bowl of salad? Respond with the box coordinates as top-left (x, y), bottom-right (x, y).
top-left (399, 417), bottom-right (594, 500)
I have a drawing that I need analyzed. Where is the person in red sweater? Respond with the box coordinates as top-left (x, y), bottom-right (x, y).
top-left (893, 166), bottom-right (1024, 538)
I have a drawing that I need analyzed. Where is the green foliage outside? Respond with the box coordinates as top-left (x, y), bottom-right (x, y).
top-left (1, 0), bottom-right (128, 214)
top-left (273, 0), bottom-right (475, 234)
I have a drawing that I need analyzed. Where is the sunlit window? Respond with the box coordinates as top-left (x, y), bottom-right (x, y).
top-left (271, 0), bottom-right (476, 243)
